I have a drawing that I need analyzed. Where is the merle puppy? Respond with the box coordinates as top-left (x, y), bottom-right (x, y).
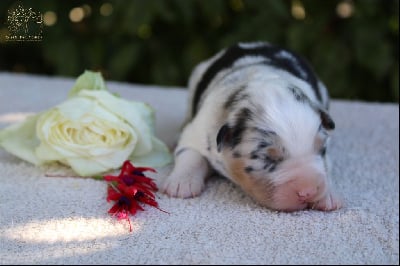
top-left (160, 42), bottom-right (342, 212)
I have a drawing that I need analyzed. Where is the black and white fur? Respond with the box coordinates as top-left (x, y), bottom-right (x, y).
top-left (160, 42), bottom-right (342, 212)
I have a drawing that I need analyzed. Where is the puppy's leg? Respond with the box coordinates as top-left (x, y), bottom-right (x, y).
top-left (160, 148), bottom-right (211, 198)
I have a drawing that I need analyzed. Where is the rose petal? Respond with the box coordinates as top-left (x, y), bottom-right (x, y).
top-left (80, 90), bottom-right (154, 156)
top-left (68, 70), bottom-right (108, 98)
top-left (0, 114), bottom-right (42, 165)
top-left (129, 136), bottom-right (172, 167)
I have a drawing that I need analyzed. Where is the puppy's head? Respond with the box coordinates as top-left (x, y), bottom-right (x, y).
top-left (216, 85), bottom-right (335, 212)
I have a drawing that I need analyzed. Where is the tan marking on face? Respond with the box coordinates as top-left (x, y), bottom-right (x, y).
top-left (225, 155), bottom-right (275, 208)
top-left (266, 146), bottom-right (283, 160)
top-left (224, 149), bottom-right (330, 211)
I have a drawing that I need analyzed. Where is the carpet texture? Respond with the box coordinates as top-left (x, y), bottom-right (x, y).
top-left (0, 72), bottom-right (398, 265)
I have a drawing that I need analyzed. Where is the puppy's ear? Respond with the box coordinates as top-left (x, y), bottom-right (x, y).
top-left (216, 124), bottom-right (232, 152)
top-left (319, 109), bottom-right (335, 130)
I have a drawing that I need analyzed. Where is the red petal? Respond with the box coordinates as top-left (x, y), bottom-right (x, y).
top-left (135, 167), bottom-right (157, 173)
top-left (140, 190), bottom-right (156, 200)
top-left (133, 184), bottom-right (157, 195)
top-left (129, 175), bottom-right (158, 190)
top-left (129, 199), bottom-right (144, 215)
top-left (107, 186), bottom-right (122, 201)
top-left (120, 160), bottom-right (136, 176)
top-left (131, 184), bottom-right (156, 198)
top-left (108, 203), bottom-right (121, 214)
top-left (120, 160), bottom-right (156, 176)
top-left (118, 183), bottom-right (138, 196)
top-left (137, 195), bottom-right (159, 208)
top-left (118, 183), bottom-right (155, 200)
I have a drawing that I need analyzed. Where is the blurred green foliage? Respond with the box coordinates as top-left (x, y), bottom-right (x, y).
top-left (0, 0), bottom-right (398, 102)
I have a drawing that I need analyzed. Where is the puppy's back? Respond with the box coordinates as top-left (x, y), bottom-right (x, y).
top-left (187, 42), bottom-right (329, 122)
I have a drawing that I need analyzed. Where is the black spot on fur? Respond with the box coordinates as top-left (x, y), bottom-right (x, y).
top-left (263, 156), bottom-right (276, 168)
top-left (216, 124), bottom-right (231, 152)
top-left (193, 44), bottom-right (245, 116)
top-left (262, 156), bottom-right (282, 173)
top-left (288, 86), bottom-right (335, 131)
top-left (230, 108), bottom-right (253, 148)
top-left (265, 57), bottom-right (319, 101)
top-left (268, 164), bottom-right (277, 172)
top-left (233, 151), bottom-right (241, 158)
top-left (192, 43), bottom-right (321, 116)
top-left (250, 152), bottom-right (259, 160)
top-left (319, 110), bottom-right (335, 130)
top-left (319, 146), bottom-right (327, 157)
top-left (224, 86), bottom-right (248, 111)
top-left (245, 166), bottom-right (254, 173)
top-left (288, 85), bottom-right (308, 102)
top-left (257, 141), bottom-right (271, 151)
top-left (251, 127), bottom-right (277, 138)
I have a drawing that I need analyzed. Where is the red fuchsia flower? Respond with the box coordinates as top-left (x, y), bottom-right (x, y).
top-left (104, 160), bottom-right (167, 232)
top-left (106, 186), bottom-right (143, 232)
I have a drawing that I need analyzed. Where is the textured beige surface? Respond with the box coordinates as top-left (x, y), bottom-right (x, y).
top-left (0, 72), bottom-right (398, 264)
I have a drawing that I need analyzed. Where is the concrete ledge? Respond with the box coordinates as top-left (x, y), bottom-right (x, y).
top-left (0, 72), bottom-right (398, 264)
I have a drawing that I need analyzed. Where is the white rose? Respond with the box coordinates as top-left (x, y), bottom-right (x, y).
top-left (0, 71), bottom-right (172, 176)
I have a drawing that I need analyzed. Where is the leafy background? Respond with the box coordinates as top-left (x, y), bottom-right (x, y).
top-left (0, 0), bottom-right (398, 102)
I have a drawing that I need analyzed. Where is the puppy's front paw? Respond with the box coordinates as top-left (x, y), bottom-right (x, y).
top-left (159, 148), bottom-right (210, 198)
top-left (161, 172), bottom-right (205, 198)
top-left (312, 191), bottom-right (343, 211)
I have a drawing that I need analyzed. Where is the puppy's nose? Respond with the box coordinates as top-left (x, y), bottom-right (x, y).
top-left (297, 187), bottom-right (318, 202)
